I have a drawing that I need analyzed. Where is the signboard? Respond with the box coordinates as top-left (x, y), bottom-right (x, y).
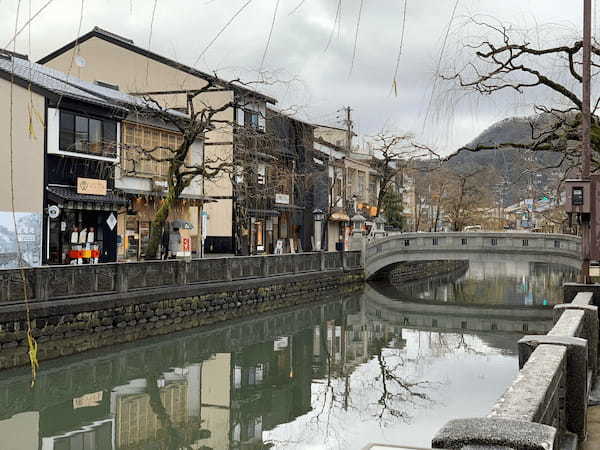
top-left (275, 193), bottom-right (290, 205)
top-left (77, 178), bottom-right (107, 196)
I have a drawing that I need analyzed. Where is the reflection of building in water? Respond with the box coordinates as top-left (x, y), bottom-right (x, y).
top-left (0, 412), bottom-right (39, 450)
top-left (230, 331), bottom-right (313, 449)
top-left (112, 372), bottom-right (189, 449)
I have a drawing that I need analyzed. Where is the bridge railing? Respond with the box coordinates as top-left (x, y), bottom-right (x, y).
top-left (0, 251), bottom-right (362, 305)
top-left (366, 232), bottom-right (582, 260)
top-left (431, 291), bottom-right (598, 449)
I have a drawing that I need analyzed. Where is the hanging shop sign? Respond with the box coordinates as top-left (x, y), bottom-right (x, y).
top-left (275, 193), bottom-right (290, 205)
top-left (77, 177), bottom-right (107, 196)
top-left (106, 213), bottom-right (117, 231)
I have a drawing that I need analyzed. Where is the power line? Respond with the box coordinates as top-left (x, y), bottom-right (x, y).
top-left (349, 0), bottom-right (365, 77)
top-left (3, 0), bottom-right (54, 50)
top-left (192, 0), bottom-right (253, 68)
top-left (260, 0), bottom-right (280, 71)
top-left (324, 0), bottom-right (342, 53)
top-left (391, 0), bottom-right (408, 96)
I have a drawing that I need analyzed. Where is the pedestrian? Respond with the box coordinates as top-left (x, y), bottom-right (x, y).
top-left (161, 225), bottom-right (170, 260)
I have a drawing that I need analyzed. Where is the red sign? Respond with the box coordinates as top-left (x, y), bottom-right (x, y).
top-left (182, 237), bottom-right (191, 253)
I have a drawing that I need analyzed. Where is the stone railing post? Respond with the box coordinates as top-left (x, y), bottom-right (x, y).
top-left (224, 258), bottom-right (232, 282)
top-left (34, 268), bottom-right (48, 302)
top-left (554, 303), bottom-right (599, 378)
top-left (116, 263), bottom-right (129, 293)
top-left (320, 251), bottom-right (326, 272)
top-left (342, 251), bottom-right (349, 271)
top-left (177, 260), bottom-right (189, 286)
top-left (518, 335), bottom-right (588, 440)
top-left (260, 256), bottom-right (267, 277)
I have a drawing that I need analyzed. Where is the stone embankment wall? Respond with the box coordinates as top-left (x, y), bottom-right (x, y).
top-left (385, 260), bottom-right (468, 285)
top-left (0, 252), bottom-right (363, 369)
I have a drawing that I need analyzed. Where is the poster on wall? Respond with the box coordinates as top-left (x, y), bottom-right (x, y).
top-left (0, 211), bottom-right (42, 268)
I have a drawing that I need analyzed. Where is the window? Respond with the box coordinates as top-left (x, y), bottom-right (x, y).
top-left (122, 122), bottom-right (183, 178)
top-left (522, 239), bottom-right (529, 247)
top-left (59, 111), bottom-right (117, 157)
top-left (244, 109), bottom-right (260, 129)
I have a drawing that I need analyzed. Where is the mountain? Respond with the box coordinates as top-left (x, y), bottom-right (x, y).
top-left (444, 116), bottom-right (565, 206)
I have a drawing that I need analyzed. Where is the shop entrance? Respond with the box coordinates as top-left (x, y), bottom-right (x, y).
top-left (47, 209), bottom-right (118, 265)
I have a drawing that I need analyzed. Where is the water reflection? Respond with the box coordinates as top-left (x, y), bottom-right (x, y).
top-left (0, 262), bottom-right (576, 450)
top-left (373, 261), bottom-right (579, 306)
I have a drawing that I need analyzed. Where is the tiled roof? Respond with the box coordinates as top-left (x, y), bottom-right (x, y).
top-left (46, 185), bottom-right (127, 205)
top-left (0, 55), bottom-right (187, 118)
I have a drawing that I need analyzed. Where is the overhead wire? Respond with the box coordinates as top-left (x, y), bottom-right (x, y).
top-left (191, 0), bottom-right (253, 68)
top-left (391, 0), bottom-right (408, 96)
top-left (260, 0), bottom-right (280, 72)
top-left (349, 0), bottom-right (365, 77)
top-left (3, 0), bottom-right (54, 50)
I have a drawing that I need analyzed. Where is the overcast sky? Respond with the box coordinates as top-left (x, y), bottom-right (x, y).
top-left (0, 0), bottom-right (591, 154)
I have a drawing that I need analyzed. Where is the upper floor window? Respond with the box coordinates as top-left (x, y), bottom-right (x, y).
top-left (244, 110), bottom-right (260, 129)
top-left (121, 122), bottom-right (184, 178)
top-left (59, 111), bottom-right (117, 158)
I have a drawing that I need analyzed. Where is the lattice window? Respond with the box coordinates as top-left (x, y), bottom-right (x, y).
top-left (122, 122), bottom-right (183, 178)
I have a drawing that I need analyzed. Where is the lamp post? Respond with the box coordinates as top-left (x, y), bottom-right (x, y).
top-left (313, 208), bottom-right (324, 251)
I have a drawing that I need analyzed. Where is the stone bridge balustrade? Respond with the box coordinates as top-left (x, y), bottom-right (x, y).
top-left (431, 291), bottom-right (599, 450)
top-left (363, 232), bottom-right (582, 278)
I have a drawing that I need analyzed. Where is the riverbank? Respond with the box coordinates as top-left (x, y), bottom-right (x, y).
top-left (0, 252), bottom-right (363, 369)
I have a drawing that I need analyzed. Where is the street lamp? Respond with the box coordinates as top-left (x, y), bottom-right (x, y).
top-left (313, 208), bottom-right (324, 251)
top-left (351, 213), bottom-right (366, 235)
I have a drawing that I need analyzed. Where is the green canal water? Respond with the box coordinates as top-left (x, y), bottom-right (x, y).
top-left (0, 261), bottom-right (578, 450)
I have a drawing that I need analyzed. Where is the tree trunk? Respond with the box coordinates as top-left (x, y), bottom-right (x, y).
top-left (145, 188), bottom-right (180, 259)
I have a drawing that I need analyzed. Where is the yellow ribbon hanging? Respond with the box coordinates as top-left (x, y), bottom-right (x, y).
top-left (27, 328), bottom-right (39, 387)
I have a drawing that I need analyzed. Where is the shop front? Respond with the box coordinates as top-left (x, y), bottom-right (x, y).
top-left (116, 195), bottom-right (202, 261)
top-left (326, 210), bottom-right (350, 252)
top-left (45, 184), bottom-right (127, 265)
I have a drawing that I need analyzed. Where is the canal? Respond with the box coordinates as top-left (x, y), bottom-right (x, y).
top-left (0, 260), bottom-right (578, 449)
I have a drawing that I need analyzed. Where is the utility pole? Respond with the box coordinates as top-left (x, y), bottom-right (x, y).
top-left (582, 0), bottom-right (592, 281)
top-left (342, 106), bottom-right (353, 154)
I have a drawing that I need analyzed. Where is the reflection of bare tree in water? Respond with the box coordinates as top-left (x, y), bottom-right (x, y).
top-left (308, 333), bottom-right (437, 435)
top-left (369, 338), bottom-right (435, 425)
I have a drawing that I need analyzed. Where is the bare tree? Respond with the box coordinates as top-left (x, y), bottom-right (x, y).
top-left (124, 82), bottom-right (238, 259)
top-left (442, 17), bottom-right (600, 175)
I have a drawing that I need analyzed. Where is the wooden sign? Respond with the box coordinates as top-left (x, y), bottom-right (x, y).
top-left (77, 178), bottom-right (107, 196)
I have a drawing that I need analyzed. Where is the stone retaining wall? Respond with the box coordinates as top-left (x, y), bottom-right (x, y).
top-left (0, 268), bottom-right (363, 370)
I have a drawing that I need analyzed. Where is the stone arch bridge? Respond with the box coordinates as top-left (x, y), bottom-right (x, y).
top-left (365, 232), bottom-right (582, 279)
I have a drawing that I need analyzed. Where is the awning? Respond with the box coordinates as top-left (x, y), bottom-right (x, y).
top-left (117, 187), bottom-right (218, 202)
top-left (47, 185), bottom-right (127, 210)
top-left (329, 212), bottom-right (350, 222)
top-left (248, 208), bottom-right (280, 217)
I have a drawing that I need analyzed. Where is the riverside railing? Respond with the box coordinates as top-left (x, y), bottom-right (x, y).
top-left (0, 251), bottom-right (362, 305)
top-left (431, 291), bottom-right (599, 450)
